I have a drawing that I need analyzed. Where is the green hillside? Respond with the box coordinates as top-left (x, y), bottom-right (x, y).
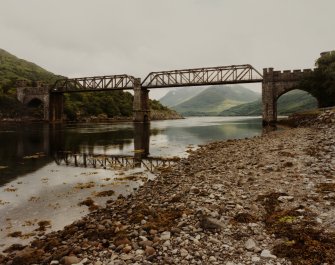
top-left (0, 48), bottom-right (178, 121)
top-left (220, 90), bottom-right (318, 116)
top-left (171, 85), bottom-right (260, 116)
top-left (159, 86), bottom-right (207, 107)
top-left (0, 48), bottom-right (62, 91)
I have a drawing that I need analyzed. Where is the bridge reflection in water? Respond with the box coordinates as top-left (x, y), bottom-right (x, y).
top-left (53, 123), bottom-right (179, 173)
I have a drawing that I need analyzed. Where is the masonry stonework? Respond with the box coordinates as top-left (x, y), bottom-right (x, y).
top-left (16, 80), bottom-right (50, 121)
top-left (133, 78), bottom-right (150, 123)
top-left (262, 68), bottom-right (314, 125)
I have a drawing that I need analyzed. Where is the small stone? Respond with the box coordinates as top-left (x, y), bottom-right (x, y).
top-left (245, 238), bottom-right (256, 250)
top-left (160, 231), bottom-right (171, 240)
top-left (50, 261), bottom-right (59, 265)
top-left (139, 240), bottom-right (153, 247)
top-left (163, 240), bottom-right (171, 247)
top-left (123, 245), bottom-right (132, 253)
top-left (200, 217), bottom-right (224, 230)
top-left (260, 249), bottom-right (276, 259)
top-left (135, 249), bottom-right (144, 255)
top-left (120, 254), bottom-right (133, 261)
top-left (171, 249), bottom-right (178, 254)
top-left (171, 227), bottom-right (181, 234)
top-left (180, 248), bottom-right (188, 257)
top-left (209, 237), bottom-right (220, 244)
top-left (278, 196), bottom-right (294, 202)
top-left (254, 246), bottom-right (262, 253)
top-left (145, 246), bottom-right (155, 256)
top-left (80, 258), bottom-right (88, 263)
top-left (209, 256), bottom-right (217, 262)
top-left (251, 256), bottom-right (260, 262)
top-left (114, 237), bottom-right (131, 247)
top-left (149, 229), bottom-right (158, 235)
top-left (63, 256), bottom-right (81, 265)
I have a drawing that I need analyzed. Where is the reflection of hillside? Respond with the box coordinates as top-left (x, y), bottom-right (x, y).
top-left (0, 123), bottom-right (163, 186)
top-left (58, 127), bottom-right (134, 153)
top-left (0, 118), bottom-right (261, 187)
top-left (0, 123), bottom-right (53, 185)
top-left (163, 119), bottom-right (262, 144)
top-left (53, 124), bottom-right (162, 154)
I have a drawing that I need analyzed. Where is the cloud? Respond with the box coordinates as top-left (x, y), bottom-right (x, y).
top-left (0, 0), bottom-right (334, 98)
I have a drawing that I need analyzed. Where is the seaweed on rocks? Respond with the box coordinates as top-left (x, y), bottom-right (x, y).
top-left (258, 192), bottom-right (335, 264)
top-left (233, 212), bottom-right (257, 223)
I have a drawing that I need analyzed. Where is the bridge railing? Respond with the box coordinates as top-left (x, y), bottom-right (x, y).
top-left (51, 75), bottom-right (136, 93)
top-left (142, 64), bottom-right (263, 88)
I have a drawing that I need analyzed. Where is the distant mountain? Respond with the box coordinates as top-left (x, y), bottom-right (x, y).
top-left (220, 90), bottom-right (318, 116)
top-left (169, 85), bottom-right (260, 116)
top-left (159, 86), bottom-right (207, 107)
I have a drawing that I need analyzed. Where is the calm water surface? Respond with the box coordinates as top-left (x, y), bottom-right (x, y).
top-left (0, 116), bottom-right (262, 251)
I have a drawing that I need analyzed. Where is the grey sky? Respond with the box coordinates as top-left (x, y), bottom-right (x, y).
top-left (0, 0), bottom-right (334, 98)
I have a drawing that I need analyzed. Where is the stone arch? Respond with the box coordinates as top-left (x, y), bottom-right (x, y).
top-left (24, 97), bottom-right (45, 119)
top-left (276, 88), bottom-right (319, 115)
top-left (143, 114), bottom-right (149, 123)
top-left (26, 97), bottom-right (44, 108)
top-left (262, 68), bottom-right (315, 125)
top-left (22, 94), bottom-right (50, 121)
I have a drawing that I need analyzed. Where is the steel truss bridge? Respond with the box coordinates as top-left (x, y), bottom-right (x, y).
top-left (142, 64), bottom-right (263, 88)
top-left (51, 64), bottom-right (263, 92)
top-left (52, 75), bottom-right (136, 93)
top-left (54, 151), bottom-right (179, 173)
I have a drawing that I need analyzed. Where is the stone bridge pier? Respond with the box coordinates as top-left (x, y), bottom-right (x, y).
top-left (262, 68), bottom-right (314, 125)
top-left (49, 93), bottom-right (64, 123)
top-left (133, 78), bottom-right (150, 123)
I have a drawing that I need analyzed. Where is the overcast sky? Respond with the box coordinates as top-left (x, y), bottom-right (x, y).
top-left (1, 0), bottom-right (334, 98)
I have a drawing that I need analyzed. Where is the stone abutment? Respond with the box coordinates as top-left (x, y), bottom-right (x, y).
top-left (262, 68), bottom-right (314, 125)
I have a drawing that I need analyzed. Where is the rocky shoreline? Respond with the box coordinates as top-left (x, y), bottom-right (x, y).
top-left (1, 111), bottom-right (335, 265)
top-left (0, 111), bottom-right (184, 124)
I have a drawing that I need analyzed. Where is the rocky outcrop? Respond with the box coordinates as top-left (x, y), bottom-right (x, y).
top-left (150, 109), bottom-right (183, 120)
top-left (279, 108), bottom-right (335, 127)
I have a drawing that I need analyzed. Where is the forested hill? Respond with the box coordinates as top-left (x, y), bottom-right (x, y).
top-left (163, 85), bottom-right (260, 116)
top-left (0, 48), bottom-right (62, 90)
top-left (220, 90), bottom-right (318, 116)
top-left (0, 48), bottom-right (180, 121)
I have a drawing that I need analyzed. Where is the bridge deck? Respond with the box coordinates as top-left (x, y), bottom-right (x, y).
top-left (51, 75), bottom-right (136, 93)
top-left (51, 64), bottom-right (263, 93)
top-left (142, 64), bottom-right (263, 88)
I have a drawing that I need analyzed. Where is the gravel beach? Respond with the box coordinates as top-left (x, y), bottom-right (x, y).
top-left (1, 111), bottom-right (335, 265)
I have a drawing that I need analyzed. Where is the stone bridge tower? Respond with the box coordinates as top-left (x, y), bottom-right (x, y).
top-left (133, 78), bottom-right (150, 123)
top-left (16, 80), bottom-right (50, 121)
top-left (262, 68), bottom-right (315, 125)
